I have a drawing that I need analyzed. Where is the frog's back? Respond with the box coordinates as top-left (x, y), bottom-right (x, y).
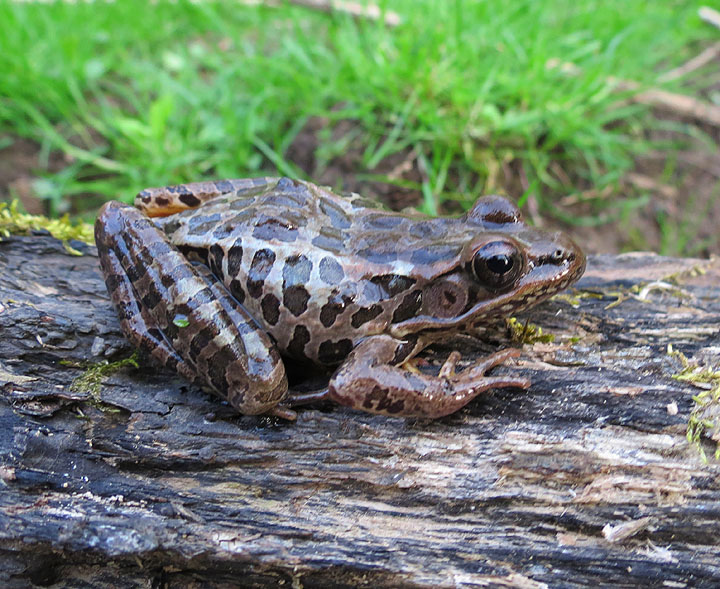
top-left (155, 178), bottom-right (469, 365)
top-left (160, 177), bottom-right (467, 269)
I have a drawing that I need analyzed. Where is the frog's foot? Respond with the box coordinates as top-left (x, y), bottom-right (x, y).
top-left (327, 336), bottom-right (529, 418)
top-left (95, 201), bottom-right (288, 415)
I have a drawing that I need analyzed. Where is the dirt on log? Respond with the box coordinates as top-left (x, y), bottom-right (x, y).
top-left (1, 235), bottom-right (720, 588)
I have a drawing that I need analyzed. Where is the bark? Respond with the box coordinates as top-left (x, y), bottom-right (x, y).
top-left (1, 235), bottom-right (719, 588)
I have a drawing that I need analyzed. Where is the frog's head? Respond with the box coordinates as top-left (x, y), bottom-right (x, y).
top-left (389, 196), bottom-right (586, 337)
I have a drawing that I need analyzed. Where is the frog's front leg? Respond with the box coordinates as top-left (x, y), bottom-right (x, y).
top-left (328, 335), bottom-right (530, 418)
top-left (95, 201), bottom-right (288, 416)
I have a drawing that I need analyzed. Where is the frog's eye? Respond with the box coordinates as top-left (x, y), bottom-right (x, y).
top-left (471, 241), bottom-right (523, 290)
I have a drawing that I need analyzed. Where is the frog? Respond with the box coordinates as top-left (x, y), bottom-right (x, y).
top-left (95, 177), bottom-right (585, 419)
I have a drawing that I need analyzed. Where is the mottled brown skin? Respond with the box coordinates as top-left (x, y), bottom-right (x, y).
top-left (329, 338), bottom-right (529, 417)
top-left (95, 177), bottom-right (585, 419)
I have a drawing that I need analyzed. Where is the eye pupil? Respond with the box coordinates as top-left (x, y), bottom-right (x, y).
top-left (487, 254), bottom-right (512, 275)
top-left (471, 241), bottom-right (522, 290)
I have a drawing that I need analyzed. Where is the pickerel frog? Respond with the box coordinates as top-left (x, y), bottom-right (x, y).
top-left (95, 177), bottom-right (585, 419)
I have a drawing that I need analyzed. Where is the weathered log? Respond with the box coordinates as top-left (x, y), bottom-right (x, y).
top-left (1, 235), bottom-right (719, 588)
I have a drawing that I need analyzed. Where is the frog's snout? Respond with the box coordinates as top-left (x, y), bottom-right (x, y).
top-left (557, 232), bottom-right (586, 276)
top-left (550, 233), bottom-right (586, 285)
top-left (528, 232), bottom-right (580, 265)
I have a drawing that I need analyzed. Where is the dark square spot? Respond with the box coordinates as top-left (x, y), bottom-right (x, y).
top-left (317, 338), bottom-right (353, 365)
top-left (283, 285), bottom-right (310, 316)
top-left (261, 293), bottom-right (281, 326)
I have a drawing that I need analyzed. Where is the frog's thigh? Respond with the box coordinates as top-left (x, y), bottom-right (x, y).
top-left (328, 335), bottom-right (530, 418)
top-left (135, 177), bottom-right (277, 217)
top-left (95, 201), bottom-right (287, 415)
top-left (95, 225), bottom-right (203, 386)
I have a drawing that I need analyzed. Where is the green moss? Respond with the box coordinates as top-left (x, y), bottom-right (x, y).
top-left (598, 277), bottom-right (693, 310)
top-left (669, 345), bottom-right (720, 461)
top-left (0, 200), bottom-right (94, 254)
top-left (587, 262), bottom-right (711, 311)
top-left (662, 261), bottom-right (711, 285)
top-left (552, 292), bottom-right (586, 307)
top-left (686, 415), bottom-right (716, 463)
top-left (64, 353), bottom-right (139, 401)
top-left (506, 317), bottom-right (555, 345)
top-left (606, 262), bottom-right (713, 310)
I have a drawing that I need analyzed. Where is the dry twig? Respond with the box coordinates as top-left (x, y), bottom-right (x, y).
top-left (239, 0), bottom-right (403, 27)
top-left (658, 42), bottom-right (720, 83)
top-left (628, 85), bottom-right (720, 126)
top-left (546, 58), bottom-right (720, 127)
top-left (624, 173), bottom-right (678, 200)
top-left (386, 149), bottom-right (418, 181)
top-left (699, 6), bottom-right (720, 31)
top-left (559, 185), bottom-right (614, 207)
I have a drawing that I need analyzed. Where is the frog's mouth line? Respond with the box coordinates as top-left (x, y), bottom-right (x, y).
top-left (389, 254), bottom-right (586, 338)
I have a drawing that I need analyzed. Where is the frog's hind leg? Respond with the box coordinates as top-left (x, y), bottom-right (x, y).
top-left (190, 262), bottom-right (298, 420)
top-left (95, 201), bottom-right (288, 415)
top-left (328, 335), bottom-right (530, 418)
top-left (135, 177), bottom-right (278, 217)
top-left (96, 222), bottom-right (202, 387)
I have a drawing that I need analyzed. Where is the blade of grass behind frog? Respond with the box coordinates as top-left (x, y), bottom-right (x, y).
top-left (251, 135), bottom-right (305, 179)
top-left (364, 91), bottom-right (418, 170)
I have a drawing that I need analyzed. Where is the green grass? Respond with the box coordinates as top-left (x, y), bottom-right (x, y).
top-left (0, 0), bottom-right (715, 243)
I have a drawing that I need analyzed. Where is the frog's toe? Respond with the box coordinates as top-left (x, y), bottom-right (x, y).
top-left (267, 406), bottom-right (297, 421)
top-left (438, 351), bottom-right (462, 378)
top-left (463, 348), bottom-right (528, 382)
